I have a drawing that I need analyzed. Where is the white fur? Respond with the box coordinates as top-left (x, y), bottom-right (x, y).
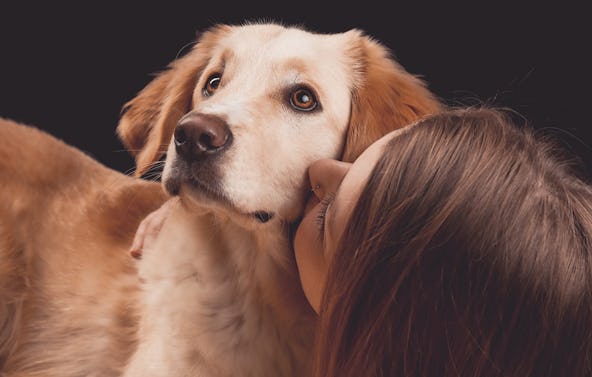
top-left (126, 24), bottom-right (357, 376)
top-left (125, 202), bottom-right (313, 377)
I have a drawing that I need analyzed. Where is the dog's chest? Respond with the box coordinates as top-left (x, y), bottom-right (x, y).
top-left (129, 208), bottom-right (313, 377)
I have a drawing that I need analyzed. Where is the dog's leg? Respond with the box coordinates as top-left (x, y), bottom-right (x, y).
top-left (129, 198), bottom-right (176, 259)
top-left (123, 203), bottom-right (225, 377)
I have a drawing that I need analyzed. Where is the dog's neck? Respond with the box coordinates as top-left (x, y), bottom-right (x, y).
top-left (127, 200), bottom-right (316, 377)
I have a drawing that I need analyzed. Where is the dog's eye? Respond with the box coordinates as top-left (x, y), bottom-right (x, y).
top-left (289, 87), bottom-right (318, 112)
top-left (203, 73), bottom-right (222, 96)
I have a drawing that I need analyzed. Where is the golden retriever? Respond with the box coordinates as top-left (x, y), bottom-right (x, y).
top-left (0, 22), bottom-right (441, 377)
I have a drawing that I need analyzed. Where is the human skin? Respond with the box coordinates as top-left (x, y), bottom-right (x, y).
top-left (293, 128), bottom-right (405, 312)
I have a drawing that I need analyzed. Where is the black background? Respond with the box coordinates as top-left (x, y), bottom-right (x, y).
top-left (1, 3), bottom-right (589, 179)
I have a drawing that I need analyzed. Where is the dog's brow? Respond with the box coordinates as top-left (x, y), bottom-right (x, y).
top-left (201, 49), bottom-right (234, 81)
top-left (220, 49), bottom-right (235, 64)
top-left (278, 58), bottom-right (311, 77)
top-left (207, 49), bottom-right (233, 71)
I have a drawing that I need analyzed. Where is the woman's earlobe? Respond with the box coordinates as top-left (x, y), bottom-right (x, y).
top-left (308, 159), bottom-right (350, 200)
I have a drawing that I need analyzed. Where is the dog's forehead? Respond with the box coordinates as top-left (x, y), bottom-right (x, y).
top-left (219, 24), bottom-right (351, 68)
top-left (200, 24), bottom-right (357, 99)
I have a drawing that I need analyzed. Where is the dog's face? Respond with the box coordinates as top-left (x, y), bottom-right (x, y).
top-left (118, 22), bottom-right (441, 224)
top-left (163, 24), bottom-right (355, 222)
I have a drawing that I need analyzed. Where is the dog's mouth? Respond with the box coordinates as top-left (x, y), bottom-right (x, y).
top-left (251, 211), bottom-right (274, 223)
top-left (164, 173), bottom-right (275, 224)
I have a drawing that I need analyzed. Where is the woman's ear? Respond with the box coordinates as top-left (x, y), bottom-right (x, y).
top-left (342, 31), bottom-right (443, 162)
top-left (117, 25), bottom-right (231, 176)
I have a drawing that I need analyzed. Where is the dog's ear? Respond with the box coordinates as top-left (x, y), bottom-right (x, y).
top-left (117, 25), bottom-right (231, 176)
top-left (342, 31), bottom-right (443, 162)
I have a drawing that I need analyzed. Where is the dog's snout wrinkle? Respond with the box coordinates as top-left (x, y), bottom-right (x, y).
top-left (174, 113), bottom-right (232, 160)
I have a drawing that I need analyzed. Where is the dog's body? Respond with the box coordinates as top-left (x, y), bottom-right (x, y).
top-left (0, 22), bottom-right (441, 376)
top-left (0, 118), bottom-right (168, 376)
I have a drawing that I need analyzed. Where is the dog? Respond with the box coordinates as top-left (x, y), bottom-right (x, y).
top-left (0, 22), bottom-right (441, 377)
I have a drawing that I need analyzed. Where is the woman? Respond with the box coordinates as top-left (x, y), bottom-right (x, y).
top-left (294, 107), bottom-right (592, 376)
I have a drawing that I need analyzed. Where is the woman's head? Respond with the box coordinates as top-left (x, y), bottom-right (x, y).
top-left (294, 126), bottom-right (401, 311)
top-left (294, 107), bottom-right (592, 376)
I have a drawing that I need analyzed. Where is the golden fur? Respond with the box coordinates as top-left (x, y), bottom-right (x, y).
top-left (0, 118), bottom-right (167, 376)
top-left (0, 22), bottom-right (441, 377)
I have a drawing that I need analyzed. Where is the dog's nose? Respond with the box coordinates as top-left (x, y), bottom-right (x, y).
top-left (174, 114), bottom-right (232, 159)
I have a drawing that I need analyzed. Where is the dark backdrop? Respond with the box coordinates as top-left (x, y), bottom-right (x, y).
top-left (1, 3), bottom-right (589, 179)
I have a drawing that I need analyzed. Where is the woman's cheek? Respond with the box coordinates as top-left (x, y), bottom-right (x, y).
top-left (294, 208), bottom-right (328, 313)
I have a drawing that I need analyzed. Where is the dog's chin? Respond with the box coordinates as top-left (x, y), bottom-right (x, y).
top-left (163, 174), bottom-right (275, 224)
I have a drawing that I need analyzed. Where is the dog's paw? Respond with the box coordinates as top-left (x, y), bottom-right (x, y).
top-left (130, 198), bottom-right (177, 258)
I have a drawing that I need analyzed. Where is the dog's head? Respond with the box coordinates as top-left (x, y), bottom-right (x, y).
top-left (118, 22), bottom-right (441, 224)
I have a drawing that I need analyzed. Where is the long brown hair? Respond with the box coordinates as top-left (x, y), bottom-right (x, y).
top-left (313, 108), bottom-right (592, 376)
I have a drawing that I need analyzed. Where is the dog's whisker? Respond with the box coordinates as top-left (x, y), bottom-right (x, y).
top-left (122, 167), bottom-right (138, 177)
top-left (119, 160), bottom-right (167, 178)
top-left (145, 173), bottom-right (163, 183)
top-left (175, 41), bottom-right (198, 60)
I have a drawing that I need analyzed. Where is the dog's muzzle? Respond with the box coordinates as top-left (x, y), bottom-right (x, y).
top-left (168, 113), bottom-right (274, 224)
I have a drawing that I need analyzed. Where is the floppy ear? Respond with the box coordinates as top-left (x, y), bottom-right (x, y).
top-left (117, 24), bottom-right (232, 176)
top-left (342, 31), bottom-right (443, 162)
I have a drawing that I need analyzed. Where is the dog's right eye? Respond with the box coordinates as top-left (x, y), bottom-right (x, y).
top-left (289, 87), bottom-right (318, 112)
top-left (203, 73), bottom-right (222, 97)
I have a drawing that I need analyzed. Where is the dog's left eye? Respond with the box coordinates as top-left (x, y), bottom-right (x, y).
top-left (289, 87), bottom-right (318, 112)
top-left (203, 73), bottom-right (222, 96)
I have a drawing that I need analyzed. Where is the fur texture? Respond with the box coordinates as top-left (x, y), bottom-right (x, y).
top-left (0, 22), bottom-right (441, 377)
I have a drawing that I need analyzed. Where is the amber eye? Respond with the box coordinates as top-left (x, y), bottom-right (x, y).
top-left (289, 87), bottom-right (318, 112)
top-left (203, 73), bottom-right (221, 96)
